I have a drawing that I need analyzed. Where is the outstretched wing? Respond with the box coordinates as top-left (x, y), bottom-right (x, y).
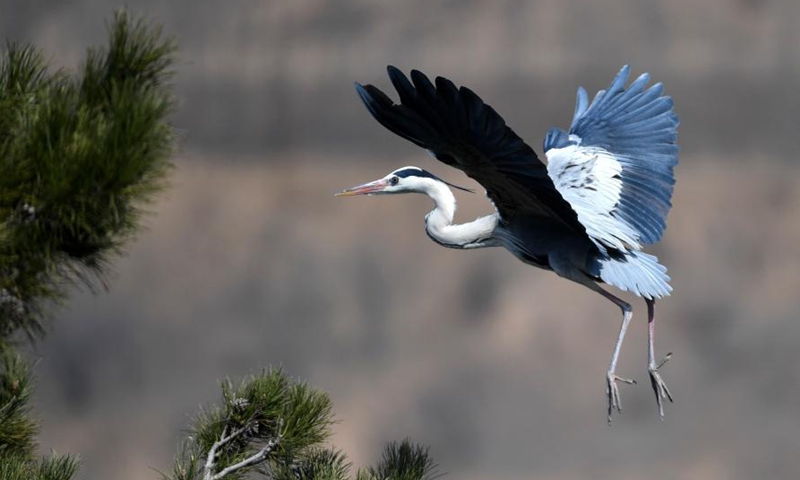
top-left (355, 66), bottom-right (583, 231)
top-left (543, 65), bottom-right (679, 251)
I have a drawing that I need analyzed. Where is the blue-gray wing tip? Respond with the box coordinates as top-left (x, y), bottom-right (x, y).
top-left (608, 65), bottom-right (632, 92)
top-left (573, 86), bottom-right (590, 120)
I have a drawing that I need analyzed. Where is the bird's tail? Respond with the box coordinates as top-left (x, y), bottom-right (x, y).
top-left (593, 250), bottom-right (672, 300)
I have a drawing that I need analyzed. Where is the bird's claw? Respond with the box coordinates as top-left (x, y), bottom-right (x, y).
top-left (649, 353), bottom-right (674, 419)
top-left (606, 372), bottom-right (636, 424)
top-left (657, 352), bottom-right (673, 370)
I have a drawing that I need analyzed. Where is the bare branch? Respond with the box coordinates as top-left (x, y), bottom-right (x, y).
top-left (202, 424), bottom-right (253, 480)
top-left (210, 436), bottom-right (280, 480)
top-left (202, 419), bottom-right (283, 480)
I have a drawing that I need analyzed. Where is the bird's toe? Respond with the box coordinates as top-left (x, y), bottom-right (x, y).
top-left (648, 362), bottom-right (674, 419)
top-left (606, 373), bottom-right (636, 424)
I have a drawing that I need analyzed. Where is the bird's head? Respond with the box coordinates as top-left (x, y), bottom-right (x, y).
top-left (335, 166), bottom-right (473, 197)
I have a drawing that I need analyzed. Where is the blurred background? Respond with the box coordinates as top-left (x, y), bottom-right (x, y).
top-left (3, 0), bottom-right (800, 479)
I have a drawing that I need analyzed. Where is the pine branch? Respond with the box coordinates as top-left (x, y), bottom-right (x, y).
top-left (0, 345), bottom-right (79, 480)
top-left (206, 432), bottom-right (281, 480)
top-left (358, 441), bottom-right (442, 480)
top-left (0, 453), bottom-right (80, 480)
top-left (202, 421), bottom-right (283, 480)
top-left (166, 368), bottom-right (440, 480)
top-left (167, 368), bottom-right (335, 480)
top-left (0, 9), bottom-right (177, 341)
top-left (0, 345), bottom-right (38, 458)
top-left (271, 448), bottom-right (351, 480)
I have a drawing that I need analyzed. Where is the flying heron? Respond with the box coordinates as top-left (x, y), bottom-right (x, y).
top-left (337, 66), bottom-right (678, 422)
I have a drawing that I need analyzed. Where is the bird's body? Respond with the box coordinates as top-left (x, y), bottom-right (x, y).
top-left (337, 66), bottom-right (678, 421)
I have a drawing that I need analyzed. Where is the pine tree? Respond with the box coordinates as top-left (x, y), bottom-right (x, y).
top-left (0, 11), bottom-right (439, 480)
top-left (0, 10), bottom-right (177, 480)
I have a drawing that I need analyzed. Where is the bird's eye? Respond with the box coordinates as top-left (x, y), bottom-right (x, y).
top-left (389, 176), bottom-right (399, 186)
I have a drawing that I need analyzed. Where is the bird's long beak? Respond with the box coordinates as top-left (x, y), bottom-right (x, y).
top-left (335, 179), bottom-right (389, 197)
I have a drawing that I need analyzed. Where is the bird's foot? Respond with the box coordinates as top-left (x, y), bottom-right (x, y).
top-left (606, 372), bottom-right (636, 424)
top-left (648, 352), bottom-right (674, 419)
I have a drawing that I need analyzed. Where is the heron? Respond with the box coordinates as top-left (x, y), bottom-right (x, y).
top-left (336, 66), bottom-right (678, 422)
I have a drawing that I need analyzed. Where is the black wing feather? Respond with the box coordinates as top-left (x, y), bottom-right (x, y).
top-left (356, 66), bottom-right (582, 230)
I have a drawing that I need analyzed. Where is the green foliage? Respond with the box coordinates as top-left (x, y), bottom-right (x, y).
top-left (0, 10), bottom-right (176, 340)
top-left (272, 448), bottom-right (351, 480)
top-left (0, 346), bottom-right (37, 459)
top-left (0, 346), bottom-right (79, 480)
top-left (0, 453), bottom-right (80, 480)
top-left (169, 368), bottom-right (336, 480)
top-left (357, 442), bottom-right (440, 480)
top-left (166, 369), bottom-right (439, 480)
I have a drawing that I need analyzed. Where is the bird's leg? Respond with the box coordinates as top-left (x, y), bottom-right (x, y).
top-left (549, 262), bottom-right (637, 423)
top-left (646, 299), bottom-right (673, 419)
top-left (592, 285), bottom-right (636, 424)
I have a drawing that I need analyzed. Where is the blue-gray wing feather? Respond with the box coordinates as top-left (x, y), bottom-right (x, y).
top-left (544, 65), bottom-right (679, 250)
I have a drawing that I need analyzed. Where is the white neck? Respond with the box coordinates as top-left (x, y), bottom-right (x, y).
top-left (419, 179), bottom-right (499, 249)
